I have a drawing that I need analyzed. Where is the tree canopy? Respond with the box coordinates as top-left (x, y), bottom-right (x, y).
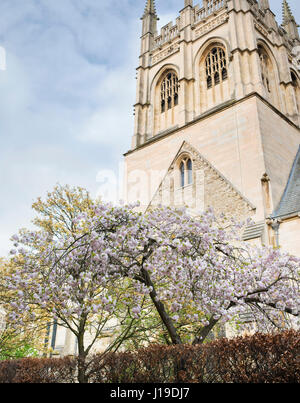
top-left (2, 184), bottom-right (299, 380)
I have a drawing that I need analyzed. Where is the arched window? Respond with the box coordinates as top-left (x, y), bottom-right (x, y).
top-left (258, 45), bottom-right (271, 93)
top-left (256, 44), bottom-right (281, 110)
top-left (179, 157), bottom-right (193, 188)
top-left (205, 46), bottom-right (227, 89)
top-left (160, 71), bottom-right (179, 114)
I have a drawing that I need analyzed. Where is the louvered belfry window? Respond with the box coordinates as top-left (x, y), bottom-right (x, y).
top-left (205, 47), bottom-right (227, 89)
top-left (161, 71), bottom-right (179, 113)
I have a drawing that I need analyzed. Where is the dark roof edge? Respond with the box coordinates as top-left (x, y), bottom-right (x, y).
top-left (271, 145), bottom-right (300, 218)
top-left (270, 211), bottom-right (300, 221)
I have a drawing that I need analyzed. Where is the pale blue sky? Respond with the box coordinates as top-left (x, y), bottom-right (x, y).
top-left (0, 0), bottom-right (299, 256)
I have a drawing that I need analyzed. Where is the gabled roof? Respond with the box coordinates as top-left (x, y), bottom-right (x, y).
top-left (148, 141), bottom-right (256, 213)
top-left (272, 146), bottom-right (300, 218)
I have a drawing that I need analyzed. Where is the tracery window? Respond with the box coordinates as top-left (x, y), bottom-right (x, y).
top-left (205, 46), bottom-right (228, 89)
top-left (161, 71), bottom-right (179, 113)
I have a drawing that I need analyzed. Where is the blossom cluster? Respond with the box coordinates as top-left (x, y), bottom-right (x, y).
top-left (5, 201), bottom-right (300, 339)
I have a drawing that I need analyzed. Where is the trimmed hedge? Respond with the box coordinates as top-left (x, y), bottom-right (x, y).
top-left (0, 330), bottom-right (299, 383)
top-left (0, 356), bottom-right (76, 383)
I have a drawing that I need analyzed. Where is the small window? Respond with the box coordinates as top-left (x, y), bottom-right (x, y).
top-left (179, 157), bottom-right (193, 188)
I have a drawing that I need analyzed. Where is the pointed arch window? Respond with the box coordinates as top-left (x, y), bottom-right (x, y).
top-left (161, 71), bottom-right (179, 113)
top-left (258, 45), bottom-right (271, 93)
top-left (179, 157), bottom-right (193, 188)
top-left (205, 46), bottom-right (228, 89)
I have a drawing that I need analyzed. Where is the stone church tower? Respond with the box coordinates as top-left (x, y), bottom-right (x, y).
top-left (48, 0), bottom-right (300, 357)
top-left (124, 0), bottom-right (300, 257)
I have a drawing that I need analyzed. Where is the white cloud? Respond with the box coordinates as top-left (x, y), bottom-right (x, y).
top-left (0, 0), bottom-right (298, 257)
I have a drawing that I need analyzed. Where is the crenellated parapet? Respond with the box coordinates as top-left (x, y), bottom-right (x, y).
top-left (150, 0), bottom-right (228, 68)
top-left (153, 20), bottom-right (181, 50)
top-left (145, 0), bottom-right (299, 55)
top-left (126, 0), bottom-right (300, 265)
top-left (151, 0), bottom-right (227, 51)
top-left (133, 0), bottom-right (300, 149)
top-left (191, 0), bottom-right (227, 25)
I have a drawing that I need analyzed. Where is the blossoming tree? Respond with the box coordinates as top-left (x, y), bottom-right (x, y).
top-left (3, 185), bottom-right (300, 381)
top-left (0, 259), bottom-right (45, 360)
top-left (2, 186), bottom-right (146, 381)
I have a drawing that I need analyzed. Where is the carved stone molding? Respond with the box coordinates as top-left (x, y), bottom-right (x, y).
top-left (254, 22), bottom-right (269, 39)
top-left (151, 41), bottom-right (180, 65)
top-left (194, 12), bottom-right (229, 40)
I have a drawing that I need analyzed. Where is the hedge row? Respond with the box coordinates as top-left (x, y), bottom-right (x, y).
top-left (0, 330), bottom-right (299, 383)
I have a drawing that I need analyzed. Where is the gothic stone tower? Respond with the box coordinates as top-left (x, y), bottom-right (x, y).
top-left (124, 0), bottom-right (300, 256)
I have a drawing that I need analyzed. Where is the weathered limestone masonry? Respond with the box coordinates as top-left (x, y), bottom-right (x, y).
top-left (124, 0), bottom-right (300, 256)
top-left (149, 140), bottom-right (256, 221)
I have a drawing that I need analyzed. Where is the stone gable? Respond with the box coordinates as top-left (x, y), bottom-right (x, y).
top-left (149, 141), bottom-right (256, 220)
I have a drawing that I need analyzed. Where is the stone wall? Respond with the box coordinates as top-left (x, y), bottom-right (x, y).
top-left (277, 217), bottom-right (300, 257)
top-left (126, 95), bottom-right (267, 220)
top-left (150, 141), bottom-right (254, 221)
